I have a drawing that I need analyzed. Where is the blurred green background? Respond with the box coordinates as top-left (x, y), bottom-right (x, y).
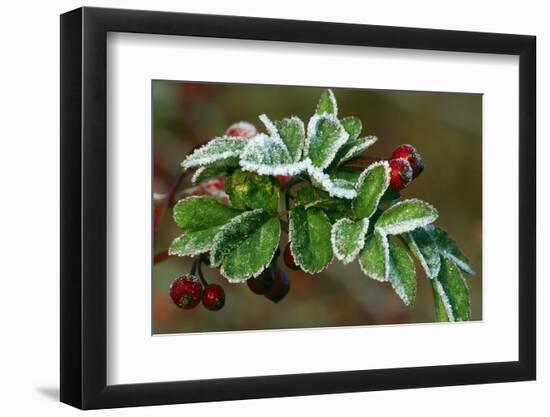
top-left (152, 81), bottom-right (482, 334)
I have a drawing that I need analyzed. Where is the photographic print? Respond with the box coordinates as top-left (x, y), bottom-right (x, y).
top-left (152, 81), bottom-right (482, 335)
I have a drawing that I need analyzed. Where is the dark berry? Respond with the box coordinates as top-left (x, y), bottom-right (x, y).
top-left (388, 158), bottom-right (413, 191)
top-left (283, 243), bottom-right (300, 270)
top-left (391, 144), bottom-right (424, 178)
top-left (169, 275), bottom-right (203, 309)
top-left (202, 284), bottom-right (225, 311)
top-left (225, 122), bottom-right (257, 139)
top-left (247, 267), bottom-right (275, 295)
top-left (264, 265), bottom-right (290, 303)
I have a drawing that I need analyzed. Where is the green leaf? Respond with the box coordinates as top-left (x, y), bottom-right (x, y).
top-left (169, 228), bottom-right (220, 257)
top-left (210, 209), bottom-right (281, 282)
top-left (388, 240), bottom-right (416, 306)
top-left (181, 137), bottom-right (246, 169)
top-left (273, 117), bottom-right (305, 162)
top-left (340, 116), bottom-right (362, 141)
top-left (405, 227), bottom-right (441, 279)
top-left (225, 169), bottom-right (280, 212)
top-left (239, 133), bottom-right (307, 176)
top-left (289, 205), bottom-right (333, 273)
top-left (427, 225), bottom-right (475, 275)
top-left (359, 231), bottom-right (389, 282)
top-left (305, 115), bottom-right (349, 169)
top-left (432, 257), bottom-right (471, 321)
top-left (191, 164), bottom-right (228, 185)
top-left (316, 89), bottom-right (338, 116)
top-left (173, 196), bottom-right (241, 231)
top-left (331, 136), bottom-right (378, 167)
top-left (170, 196), bottom-right (242, 256)
top-left (375, 199), bottom-right (438, 235)
top-left (352, 161), bottom-right (390, 220)
top-left (331, 218), bottom-right (369, 264)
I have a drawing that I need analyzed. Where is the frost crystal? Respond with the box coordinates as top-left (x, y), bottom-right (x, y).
top-left (331, 218), bottom-right (369, 264)
top-left (181, 136), bottom-right (246, 168)
top-left (308, 164), bottom-right (357, 199)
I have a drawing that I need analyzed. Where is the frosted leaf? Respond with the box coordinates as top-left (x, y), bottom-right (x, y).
top-left (169, 228), bottom-right (220, 257)
top-left (405, 227), bottom-right (441, 279)
top-left (225, 121), bottom-right (257, 139)
top-left (191, 164), bottom-right (227, 185)
top-left (240, 133), bottom-right (309, 176)
top-left (260, 114), bottom-right (306, 163)
top-left (274, 116), bottom-right (306, 162)
top-left (352, 161), bottom-right (390, 220)
top-left (426, 225), bottom-right (475, 275)
top-left (172, 196), bottom-right (241, 231)
top-left (308, 164), bottom-right (357, 199)
top-left (210, 209), bottom-right (281, 282)
top-left (359, 231), bottom-right (389, 282)
top-left (340, 116), bottom-right (362, 141)
top-left (375, 199), bottom-right (438, 235)
top-left (432, 257), bottom-right (470, 321)
top-left (388, 240), bottom-right (416, 306)
top-left (316, 89), bottom-right (338, 116)
top-left (331, 218), bottom-right (369, 264)
top-left (305, 114), bottom-right (349, 169)
top-left (181, 136), bottom-right (247, 168)
top-left (170, 196), bottom-right (241, 257)
top-left (289, 205), bottom-right (333, 274)
top-left (333, 136), bottom-right (378, 166)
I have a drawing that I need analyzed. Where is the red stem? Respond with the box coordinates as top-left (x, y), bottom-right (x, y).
top-left (154, 250), bottom-right (170, 264)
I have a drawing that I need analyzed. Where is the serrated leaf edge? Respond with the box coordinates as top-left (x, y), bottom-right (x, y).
top-left (181, 136), bottom-right (246, 168)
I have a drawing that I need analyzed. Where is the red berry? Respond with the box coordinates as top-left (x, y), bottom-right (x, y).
top-left (264, 265), bottom-right (290, 303)
top-left (247, 267), bottom-right (275, 295)
top-left (169, 275), bottom-right (203, 309)
top-left (202, 284), bottom-right (225, 311)
top-left (388, 158), bottom-right (413, 191)
top-left (283, 243), bottom-right (300, 270)
top-left (391, 144), bottom-right (424, 178)
top-left (275, 175), bottom-right (290, 186)
top-left (225, 122), bottom-right (257, 139)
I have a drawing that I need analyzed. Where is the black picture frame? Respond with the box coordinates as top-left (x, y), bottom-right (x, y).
top-left (60, 6), bottom-right (536, 410)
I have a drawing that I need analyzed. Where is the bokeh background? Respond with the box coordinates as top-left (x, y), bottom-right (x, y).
top-left (152, 81), bottom-right (482, 335)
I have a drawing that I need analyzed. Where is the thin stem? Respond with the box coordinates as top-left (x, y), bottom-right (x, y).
top-left (153, 250), bottom-right (170, 264)
top-left (197, 259), bottom-right (209, 288)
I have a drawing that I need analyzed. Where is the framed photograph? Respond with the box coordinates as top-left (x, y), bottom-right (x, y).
top-left (60, 6), bottom-right (536, 409)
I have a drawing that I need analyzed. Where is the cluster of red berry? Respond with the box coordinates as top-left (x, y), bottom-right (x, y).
top-left (169, 260), bottom-right (226, 311)
top-left (388, 144), bottom-right (425, 191)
